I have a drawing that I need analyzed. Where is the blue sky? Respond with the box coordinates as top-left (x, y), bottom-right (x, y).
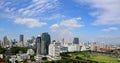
top-left (0, 0), bottom-right (120, 44)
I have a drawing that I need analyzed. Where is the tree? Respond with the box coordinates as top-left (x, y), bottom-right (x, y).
top-left (0, 47), bottom-right (6, 54)
top-left (42, 57), bottom-right (47, 60)
top-left (75, 56), bottom-right (83, 60)
top-left (10, 47), bottom-right (31, 54)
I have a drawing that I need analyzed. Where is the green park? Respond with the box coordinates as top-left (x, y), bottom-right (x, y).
top-left (60, 51), bottom-right (120, 63)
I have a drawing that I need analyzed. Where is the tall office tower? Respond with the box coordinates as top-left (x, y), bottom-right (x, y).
top-left (73, 37), bottom-right (79, 44)
top-left (41, 32), bottom-right (51, 55)
top-left (36, 35), bottom-right (41, 55)
top-left (3, 35), bottom-right (10, 47)
top-left (20, 34), bottom-right (24, 47)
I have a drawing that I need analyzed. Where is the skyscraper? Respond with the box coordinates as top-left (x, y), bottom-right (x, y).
top-left (3, 35), bottom-right (10, 47)
top-left (41, 32), bottom-right (51, 55)
top-left (36, 33), bottom-right (51, 55)
top-left (73, 37), bottom-right (79, 44)
top-left (20, 34), bottom-right (24, 47)
top-left (36, 35), bottom-right (41, 55)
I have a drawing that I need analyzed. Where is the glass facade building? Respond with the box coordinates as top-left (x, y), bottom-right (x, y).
top-left (36, 33), bottom-right (51, 55)
top-left (73, 37), bottom-right (79, 44)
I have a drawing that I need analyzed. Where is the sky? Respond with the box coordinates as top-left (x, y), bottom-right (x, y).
top-left (0, 0), bottom-right (120, 44)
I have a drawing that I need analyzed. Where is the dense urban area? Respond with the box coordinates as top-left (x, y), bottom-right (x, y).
top-left (0, 32), bottom-right (120, 63)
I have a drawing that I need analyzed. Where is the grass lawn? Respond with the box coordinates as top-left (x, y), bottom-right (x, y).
top-left (89, 55), bottom-right (118, 63)
top-left (71, 52), bottom-right (119, 63)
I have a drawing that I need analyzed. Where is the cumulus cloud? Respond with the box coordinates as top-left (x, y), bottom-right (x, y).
top-left (76, 0), bottom-right (120, 25)
top-left (102, 27), bottom-right (119, 32)
top-left (14, 18), bottom-right (47, 28)
top-left (50, 24), bottom-right (59, 32)
top-left (50, 17), bottom-right (84, 41)
top-left (50, 17), bottom-right (84, 31)
top-left (50, 24), bottom-right (59, 29)
top-left (60, 17), bottom-right (84, 28)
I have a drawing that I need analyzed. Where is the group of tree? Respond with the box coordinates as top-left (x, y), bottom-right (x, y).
top-left (0, 46), bottom-right (34, 55)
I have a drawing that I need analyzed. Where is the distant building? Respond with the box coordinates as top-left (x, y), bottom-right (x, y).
top-left (11, 39), bottom-right (17, 47)
top-left (73, 37), bottom-right (79, 44)
top-left (26, 36), bottom-right (36, 47)
top-left (61, 38), bottom-right (68, 46)
top-left (100, 42), bottom-right (106, 48)
top-left (3, 35), bottom-right (10, 47)
top-left (60, 46), bottom-right (68, 53)
top-left (20, 34), bottom-right (24, 47)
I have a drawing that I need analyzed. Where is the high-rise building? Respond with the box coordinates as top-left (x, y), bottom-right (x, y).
top-left (20, 34), bottom-right (24, 47)
top-left (20, 34), bottom-right (24, 42)
top-left (3, 35), bottom-right (10, 47)
top-left (41, 32), bottom-right (51, 55)
top-left (36, 33), bottom-right (51, 55)
top-left (73, 37), bottom-right (79, 44)
top-left (36, 35), bottom-right (41, 55)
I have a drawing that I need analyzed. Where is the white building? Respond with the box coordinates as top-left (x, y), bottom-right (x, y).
top-left (27, 49), bottom-right (35, 55)
top-left (68, 44), bottom-right (74, 52)
top-left (49, 42), bottom-right (61, 60)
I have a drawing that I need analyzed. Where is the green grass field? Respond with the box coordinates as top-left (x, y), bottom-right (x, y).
top-left (70, 52), bottom-right (119, 63)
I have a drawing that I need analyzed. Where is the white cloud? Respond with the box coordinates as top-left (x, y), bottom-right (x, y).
top-left (60, 17), bottom-right (84, 28)
top-left (50, 17), bottom-right (84, 42)
top-left (50, 24), bottom-right (59, 29)
top-left (0, 1), bottom-right (11, 9)
top-left (50, 17), bottom-right (84, 32)
top-left (51, 28), bottom-right (74, 42)
top-left (102, 27), bottom-right (119, 32)
top-left (14, 18), bottom-right (47, 28)
top-left (19, 0), bottom-right (59, 16)
top-left (0, 0), bottom-right (59, 17)
top-left (50, 24), bottom-right (59, 32)
top-left (76, 0), bottom-right (120, 25)
top-left (5, 7), bottom-right (16, 13)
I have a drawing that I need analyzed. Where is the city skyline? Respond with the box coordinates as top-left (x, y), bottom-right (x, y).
top-left (0, 0), bottom-right (120, 44)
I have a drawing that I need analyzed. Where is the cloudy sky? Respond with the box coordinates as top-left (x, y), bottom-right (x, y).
top-left (0, 0), bottom-right (120, 44)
